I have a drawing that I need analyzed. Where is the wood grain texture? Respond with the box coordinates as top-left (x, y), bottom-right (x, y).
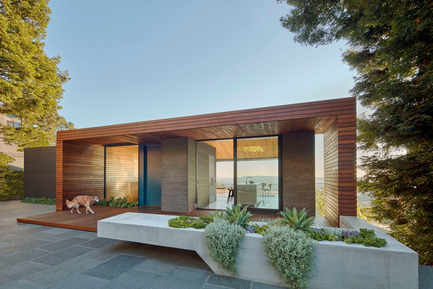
top-left (57, 98), bottom-right (355, 144)
top-left (17, 206), bottom-right (330, 232)
top-left (323, 112), bottom-right (357, 227)
top-left (56, 141), bottom-right (104, 211)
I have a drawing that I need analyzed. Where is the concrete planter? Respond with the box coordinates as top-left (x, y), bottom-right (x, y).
top-left (98, 214), bottom-right (418, 289)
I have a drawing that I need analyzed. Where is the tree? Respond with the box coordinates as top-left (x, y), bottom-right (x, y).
top-left (277, 0), bottom-right (433, 264)
top-left (0, 0), bottom-right (74, 150)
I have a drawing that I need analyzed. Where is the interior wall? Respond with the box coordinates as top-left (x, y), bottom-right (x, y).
top-left (282, 131), bottom-right (315, 216)
top-left (59, 141), bottom-right (104, 210)
top-left (196, 142), bottom-right (217, 207)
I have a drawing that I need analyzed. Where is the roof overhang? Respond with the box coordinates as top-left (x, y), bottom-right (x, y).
top-left (57, 97), bottom-right (355, 145)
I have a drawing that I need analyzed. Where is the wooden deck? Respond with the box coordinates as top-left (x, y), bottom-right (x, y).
top-left (17, 206), bottom-right (328, 232)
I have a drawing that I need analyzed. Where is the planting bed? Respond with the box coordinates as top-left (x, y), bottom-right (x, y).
top-left (98, 213), bottom-right (418, 289)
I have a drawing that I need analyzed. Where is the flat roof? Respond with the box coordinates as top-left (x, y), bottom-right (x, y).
top-left (57, 97), bottom-right (355, 145)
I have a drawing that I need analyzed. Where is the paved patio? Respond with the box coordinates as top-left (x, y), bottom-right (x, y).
top-left (1, 201), bottom-right (432, 289)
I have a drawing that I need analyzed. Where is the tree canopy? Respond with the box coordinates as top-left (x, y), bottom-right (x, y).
top-left (278, 0), bottom-right (433, 264)
top-left (0, 0), bottom-right (73, 152)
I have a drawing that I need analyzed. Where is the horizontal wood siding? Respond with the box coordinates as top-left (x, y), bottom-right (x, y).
top-left (324, 119), bottom-right (339, 227)
top-left (57, 97), bottom-right (355, 142)
top-left (324, 112), bottom-right (357, 227)
top-left (56, 141), bottom-right (104, 211)
top-left (337, 114), bottom-right (357, 218)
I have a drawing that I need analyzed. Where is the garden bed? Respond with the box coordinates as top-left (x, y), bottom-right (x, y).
top-left (98, 213), bottom-right (418, 289)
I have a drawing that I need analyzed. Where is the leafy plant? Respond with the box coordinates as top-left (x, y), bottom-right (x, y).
top-left (168, 216), bottom-right (210, 229)
top-left (309, 227), bottom-right (387, 248)
top-left (208, 210), bottom-right (225, 222)
top-left (21, 197), bottom-right (56, 205)
top-left (205, 218), bottom-right (245, 274)
top-left (263, 226), bottom-right (314, 289)
top-left (224, 204), bottom-right (253, 228)
top-left (246, 223), bottom-right (269, 235)
top-left (97, 197), bottom-right (137, 208)
top-left (280, 207), bottom-right (314, 232)
top-left (0, 154), bottom-right (24, 201)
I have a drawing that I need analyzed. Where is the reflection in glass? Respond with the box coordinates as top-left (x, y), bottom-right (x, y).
top-left (199, 139), bottom-right (234, 210)
top-left (237, 137), bottom-right (279, 209)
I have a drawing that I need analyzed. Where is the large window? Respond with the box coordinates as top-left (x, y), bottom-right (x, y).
top-left (236, 137), bottom-right (279, 210)
top-left (199, 136), bottom-right (280, 210)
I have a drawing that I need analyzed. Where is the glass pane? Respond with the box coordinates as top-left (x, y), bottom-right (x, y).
top-left (105, 145), bottom-right (138, 201)
top-left (237, 137), bottom-right (279, 209)
top-left (199, 139), bottom-right (234, 210)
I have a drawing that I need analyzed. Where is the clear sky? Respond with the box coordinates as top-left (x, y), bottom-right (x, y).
top-left (44, 0), bottom-right (360, 177)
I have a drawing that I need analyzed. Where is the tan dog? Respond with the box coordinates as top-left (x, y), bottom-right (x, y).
top-left (65, 195), bottom-right (99, 215)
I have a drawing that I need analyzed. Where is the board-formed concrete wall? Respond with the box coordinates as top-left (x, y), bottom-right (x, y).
top-left (282, 132), bottom-right (315, 216)
top-left (161, 138), bottom-right (196, 212)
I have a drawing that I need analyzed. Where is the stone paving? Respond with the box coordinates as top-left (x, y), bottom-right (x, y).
top-left (1, 200), bottom-right (432, 289)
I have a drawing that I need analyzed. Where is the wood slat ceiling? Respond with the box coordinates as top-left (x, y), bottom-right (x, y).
top-left (203, 137), bottom-right (278, 161)
top-left (58, 97), bottom-right (355, 145)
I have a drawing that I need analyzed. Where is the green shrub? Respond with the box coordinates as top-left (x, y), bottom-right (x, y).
top-left (268, 217), bottom-right (286, 227)
top-left (0, 154), bottom-right (24, 201)
top-left (280, 207), bottom-right (314, 232)
top-left (208, 210), bottom-right (225, 222)
top-left (309, 227), bottom-right (387, 248)
top-left (224, 204), bottom-right (253, 228)
top-left (263, 226), bottom-right (314, 289)
top-left (246, 223), bottom-right (269, 235)
top-left (21, 197), bottom-right (56, 205)
top-left (168, 216), bottom-right (209, 229)
top-left (205, 218), bottom-right (245, 274)
top-left (344, 228), bottom-right (387, 247)
top-left (97, 197), bottom-right (137, 208)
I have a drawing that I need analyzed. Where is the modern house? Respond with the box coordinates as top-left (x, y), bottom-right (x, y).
top-left (55, 97), bottom-right (356, 226)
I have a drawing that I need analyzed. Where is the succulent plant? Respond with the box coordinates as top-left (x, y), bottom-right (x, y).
top-left (279, 207), bottom-right (314, 232)
top-left (224, 204), bottom-right (253, 228)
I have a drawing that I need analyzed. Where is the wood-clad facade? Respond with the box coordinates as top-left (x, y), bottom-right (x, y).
top-left (56, 97), bottom-right (357, 226)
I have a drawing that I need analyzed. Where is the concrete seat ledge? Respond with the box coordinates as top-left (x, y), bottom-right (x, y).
top-left (98, 213), bottom-right (419, 289)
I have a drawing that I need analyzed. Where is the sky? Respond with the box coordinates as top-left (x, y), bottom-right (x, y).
top-left (44, 0), bottom-right (360, 177)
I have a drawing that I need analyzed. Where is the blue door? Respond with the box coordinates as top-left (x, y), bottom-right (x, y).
top-left (139, 144), bottom-right (162, 206)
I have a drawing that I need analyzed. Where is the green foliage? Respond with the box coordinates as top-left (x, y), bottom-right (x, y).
top-left (21, 197), bottom-right (56, 205)
top-left (224, 204), bottom-right (253, 228)
top-left (97, 197), bottom-right (137, 208)
top-left (208, 210), bottom-right (225, 222)
top-left (280, 207), bottom-right (314, 232)
top-left (205, 219), bottom-right (245, 274)
top-left (268, 217), bottom-right (287, 227)
top-left (309, 227), bottom-right (387, 248)
top-left (0, 0), bottom-right (73, 149)
top-left (246, 223), bottom-right (269, 235)
top-left (263, 226), bottom-right (314, 289)
top-left (278, 0), bottom-right (433, 264)
top-left (343, 228), bottom-right (387, 248)
top-left (315, 188), bottom-right (325, 217)
top-left (168, 216), bottom-right (208, 229)
top-left (0, 154), bottom-right (23, 201)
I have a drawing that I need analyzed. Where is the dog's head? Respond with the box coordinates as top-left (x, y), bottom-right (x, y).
top-left (93, 196), bottom-right (100, 203)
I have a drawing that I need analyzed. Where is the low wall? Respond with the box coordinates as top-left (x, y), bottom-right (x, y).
top-left (98, 213), bottom-right (418, 289)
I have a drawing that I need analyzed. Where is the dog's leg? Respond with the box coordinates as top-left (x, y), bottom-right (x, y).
top-left (76, 204), bottom-right (81, 214)
top-left (70, 207), bottom-right (74, 213)
top-left (87, 205), bottom-right (95, 215)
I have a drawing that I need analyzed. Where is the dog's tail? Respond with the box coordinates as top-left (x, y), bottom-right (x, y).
top-left (65, 199), bottom-right (73, 209)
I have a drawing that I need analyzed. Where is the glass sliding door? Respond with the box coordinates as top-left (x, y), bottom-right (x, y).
top-left (105, 145), bottom-right (139, 202)
top-left (236, 136), bottom-right (279, 210)
top-left (198, 139), bottom-right (234, 210)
